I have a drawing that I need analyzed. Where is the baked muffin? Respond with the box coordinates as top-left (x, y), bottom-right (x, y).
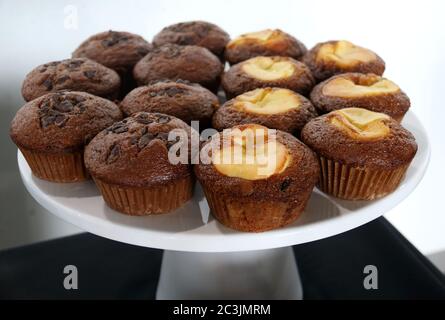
top-left (302, 40), bottom-right (385, 82)
top-left (152, 21), bottom-right (230, 60)
top-left (133, 44), bottom-right (223, 92)
top-left (10, 91), bottom-right (122, 182)
top-left (301, 108), bottom-right (417, 200)
top-left (84, 112), bottom-right (195, 215)
top-left (212, 88), bottom-right (317, 134)
top-left (72, 30), bottom-right (152, 95)
top-left (22, 58), bottom-right (120, 101)
top-left (222, 56), bottom-right (315, 98)
top-left (120, 80), bottom-right (219, 127)
top-left (225, 29), bottom-right (307, 65)
top-left (195, 124), bottom-right (319, 232)
top-left (310, 73), bottom-right (410, 122)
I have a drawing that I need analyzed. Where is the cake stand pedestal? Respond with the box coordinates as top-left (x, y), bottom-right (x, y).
top-left (17, 112), bottom-right (430, 300)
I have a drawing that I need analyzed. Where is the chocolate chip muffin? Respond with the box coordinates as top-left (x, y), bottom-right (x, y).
top-left (133, 44), bottom-right (223, 92)
top-left (152, 21), bottom-right (230, 60)
top-left (22, 58), bottom-right (120, 102)
top-left (10, 91), bottom-right (122, 182)
top-left (72, 30), bottom-right (152, 95)
top-left (222, 56), bottom-right (315, 98)
top-left (225, 29), bottom-right (307, 65)
top-left (120, 80), bottom-right (219, 127)
top-left (84, 112), bottom-right (195, 215)
top-left (310, 73), bottom-right (410, 122)
top-left (212, 88), bottom-right (317, 134)
top-left (195, 124), bottom-right (319, 232)
top-left (301, 108), bottom-right (417, 200)
top-left (302, 40), bottom-right (385, 82)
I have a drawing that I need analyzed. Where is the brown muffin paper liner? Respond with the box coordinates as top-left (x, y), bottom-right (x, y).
top-left (201, 186), bottom-right (308, 232)
top-left (93, 176), bottom-right (194, 215)
top-left (20, 148), bottom-right (88, 182)
top-left (318, 156), bottom-right (411, 200)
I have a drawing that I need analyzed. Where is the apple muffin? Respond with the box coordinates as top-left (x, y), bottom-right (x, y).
top-left (152, 21), bottom-right (230, 60)
top-left (222, 56), bottom-right (315, 98)
top-left (120, 79), bottom-right (219, 127)
top-left (310, 73), bottom-right (410, 122)
top-left (133, 44), bottom-right (223, 92)
top-left (84, 112), bottom-right (195, 215)
top-left (225, 29), bottom-right (307, 65)
top-left (22, 58), bottom-right (121, 101)
top-left (10, 91), bottom-right (122, 182)
top-left (212, 88), bottom-right (317, 134)
top-left (195, 124), bottom-right (319, 232)
top-left (301, 108), bottom-right (417, 200)
top-left (302, 40), bottom-right (385, 82)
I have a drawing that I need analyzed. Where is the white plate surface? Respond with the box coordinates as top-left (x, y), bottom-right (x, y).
top-left (18, 112), bottom-right (430, 252)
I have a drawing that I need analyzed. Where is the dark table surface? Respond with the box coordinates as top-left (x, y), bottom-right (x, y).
top-left (0, 217), bottom-right (444, 300)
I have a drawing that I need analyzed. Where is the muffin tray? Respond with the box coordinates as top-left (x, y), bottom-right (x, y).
top-left (18, 111), bottom-right (430, 252)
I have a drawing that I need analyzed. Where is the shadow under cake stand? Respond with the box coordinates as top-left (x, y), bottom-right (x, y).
top-left (18, 111), bottom-right (430, 299)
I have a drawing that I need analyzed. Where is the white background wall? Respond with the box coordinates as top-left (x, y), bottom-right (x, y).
top-left (0, 0), bottom-right (444, 262)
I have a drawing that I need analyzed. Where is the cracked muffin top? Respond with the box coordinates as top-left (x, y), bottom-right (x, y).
top-left (10, 91), bottom-right (122, 153)
top-left (84, 112), bottom-right (194, 187)
top-left (72, 30), bottom-right (152, 74)
top-left (21, 58), bottom-right (121, 101)
top-left (152, 21), bottom-right (230, 58)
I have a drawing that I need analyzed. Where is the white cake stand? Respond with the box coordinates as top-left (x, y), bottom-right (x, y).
top-left (18, 111), bottom-right (430, 300)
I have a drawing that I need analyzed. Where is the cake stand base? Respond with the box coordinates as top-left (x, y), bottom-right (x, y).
top-left (156, 246), bottom-right (302, 300)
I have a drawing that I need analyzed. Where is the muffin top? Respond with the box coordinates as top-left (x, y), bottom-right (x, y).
top-left (10, 91), bottom-right (122, 153)
top-left (133, 44), bottom-right (223, 91)
top-left (222, 56), bottom-right (315, 98)
top-left (120, 80), bottom-right (219, 125)
top-left (301, 108), bottom-right (417, 170)
top-left (212, 88), bottom-right (317, 133)
top-left (21, 58), bottom-right (121, 102)
top-left (303, 40), bottom-right (385, 81)
top-left (225, 29), bottom-right (307, 65)
top-left (152, 21), bottom-right (230, 58)
top-left (195, 124), bottom-right (319, 199)
top-left (310, 73), bottom-right (410, 119)
top-left (84, 112), bottom-right (194, 187)
top-left (72, 30), bottom-right (152, 73)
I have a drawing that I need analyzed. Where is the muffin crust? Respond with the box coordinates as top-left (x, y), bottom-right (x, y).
top-left (133, 44), bottom-right (223, 92)
top-left (120, 80), bottom-right (219, 126)
top-left (310, 73), bottom-right (410, 121)
top-left (10, 91), bottom-right (122, 153)
top-left (303, 40), bottom-right (385, 82)
top-left (212, 88), bottom-right (317, 133)
top-left (153, 21), bottom-right (230, 59)
top-left (22, 58), bottom-right (120, 101)
top-left (222, 56), bottom-right (315, 98)
top-left (225, 29), bottom-right (307, 65)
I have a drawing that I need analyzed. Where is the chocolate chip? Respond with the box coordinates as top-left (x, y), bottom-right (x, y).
top-left (54, 100), bottom-right (73, 112)
top-left (83, 70), bottom-right (96, 79)
top-left (149, 91), bottom-right (157, 97)
top-left (138, 132), bottom-right (155, 149)
top-left (135, 114), bottom-right (153, 124)
top-left (67, 60), bottom-right (84, 70)
top-left (54, 114), bottom-right (67, 127)
top-left (107, 144), bottom-right (120, 164)
top-left (280, 179), bottom-right (291, 191)
top-left (130, 137), bottom-right (139, 145)
top-left (55, 75), bottom-right (70, 84)
top-left (40, 115), bottom-right (55, 128)
top-left (108, 122), bottom-right (128, 134)
top-left (157, 115), bottom-right (170, 124)
top-left (156, 132), bottom-right (169, 141)
top-left (39, 67), bottom-right (47, 73)
top-left (166, 87), bottom-right (183, 97)
top-left (102, 31), bottom-right (129, 47)
top-left (43, 79), bottom-right (53, 91)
